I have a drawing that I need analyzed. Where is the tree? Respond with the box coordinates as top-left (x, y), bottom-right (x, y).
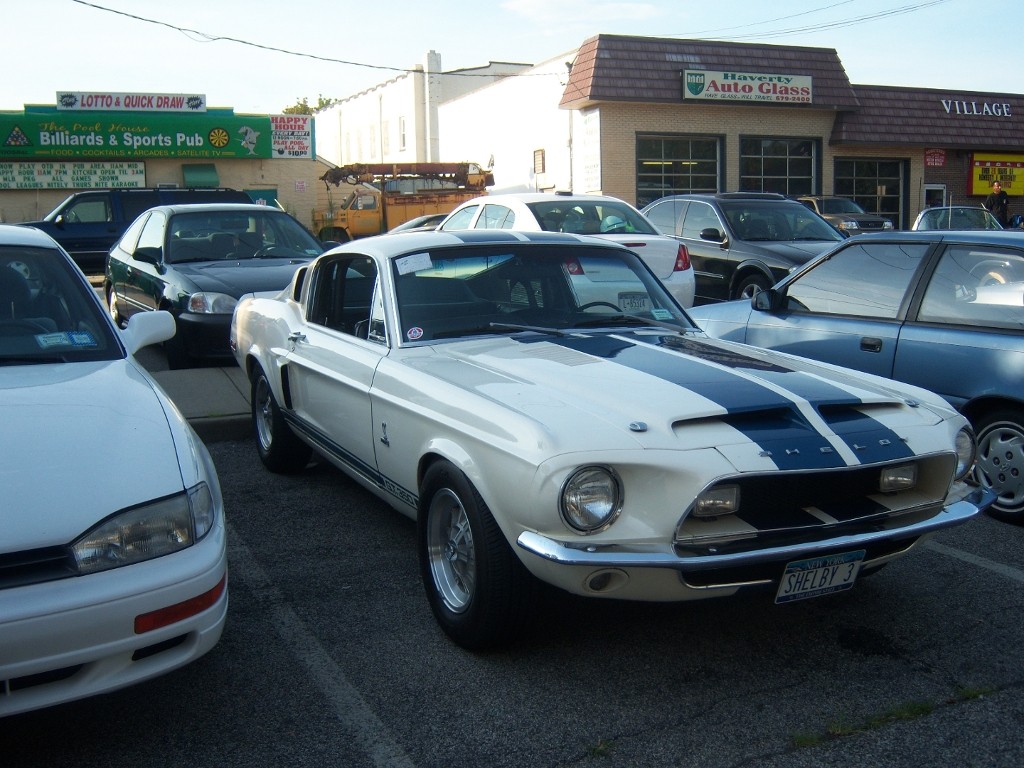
top-left (282, 95), bottom-right (340, 115)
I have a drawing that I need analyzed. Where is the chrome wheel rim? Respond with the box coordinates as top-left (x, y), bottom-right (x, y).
top-left (975, 420), bottom-right (1024, 513)
top-left (253, 376), bottom-right (274, 452)
top-left (106, 288), bottom-right (120, 326)
top-left (427, 488), bottom-right (475, 613)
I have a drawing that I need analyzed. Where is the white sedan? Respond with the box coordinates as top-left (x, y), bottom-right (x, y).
top-left (437, 192), bottom-right (696, 307)
top-left (0, 225), bottom-right (227, 717)
top-left (231, 229), bottom-right (987, 650)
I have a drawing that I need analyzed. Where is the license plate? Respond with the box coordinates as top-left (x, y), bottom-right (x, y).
top-left (618, 292), bottom-right (650, 312)
top-left (775, 550), bottom-right (865, 604)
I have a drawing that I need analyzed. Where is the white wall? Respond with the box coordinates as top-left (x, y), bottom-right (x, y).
top-left (438, 53), bottom-right (578, 194)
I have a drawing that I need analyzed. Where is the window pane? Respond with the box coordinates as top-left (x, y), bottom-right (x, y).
top-left (785, 242), bottom-right (928, 318)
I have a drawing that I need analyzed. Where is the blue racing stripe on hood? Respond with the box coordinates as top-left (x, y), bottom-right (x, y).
top-left (529, 332), bottom-right (914, 468)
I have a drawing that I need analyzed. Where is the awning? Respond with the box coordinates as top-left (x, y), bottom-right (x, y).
top-left (182, 163), bottom-right (220, 188)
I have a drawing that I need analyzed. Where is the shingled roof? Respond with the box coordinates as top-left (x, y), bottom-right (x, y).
top-left (560, 34), bottom-right (860, 110)
top-left (833, 85), bottom-right (1024, 150)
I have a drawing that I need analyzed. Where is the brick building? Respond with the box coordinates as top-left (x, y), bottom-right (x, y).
top-left (438, 35), bottom-right (1024, 229)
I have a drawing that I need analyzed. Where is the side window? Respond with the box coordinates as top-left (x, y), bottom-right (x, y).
top-left (681, 202), bottom-right (722, 239)
top-left (644, 200), bottom-right (685, 236)
top-left (135, 211), bottom-right (166, 254)
top-left (919, 246), bottom-right (1024, 329)
top-left (307, 256), bottom-right (379, 337)
top-left (784, 242), bottom-right (929, 318)
top-left (63, 194), bottom-right (112, 223)
top-left (439, 205), bottom-right (479, 231)
top-left (118, 212), bottom-right (150, 253)
top-left (477, 204), bottom-right (514, 229)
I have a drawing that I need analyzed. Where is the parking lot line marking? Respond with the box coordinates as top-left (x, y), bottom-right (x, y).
top-left (227, 523), bottom-right (417, 768)
top-left (924, 540), bottom-right (1024, 584)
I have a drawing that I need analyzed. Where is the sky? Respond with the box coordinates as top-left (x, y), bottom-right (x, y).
top-left (3, 0), bottom-right (1016, 114)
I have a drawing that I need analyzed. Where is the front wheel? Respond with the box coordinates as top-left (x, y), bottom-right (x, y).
top-left (105, 286), bottom-right (123, 328)
top-left (973, 409), bottom-right (1024, 523)
top-left (733, 272), bottom-right (772, 300)
top-left (418, 461), bottom-right (537, 650)
top-left (251, 365), bottom-right (312, 473)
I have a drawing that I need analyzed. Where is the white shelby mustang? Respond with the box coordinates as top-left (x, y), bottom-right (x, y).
top-left (231, 229), bottom-right (990, 649)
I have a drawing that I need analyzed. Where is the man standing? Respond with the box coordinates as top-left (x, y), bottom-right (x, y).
top-left (985, 181), bottom-right (1009, 226)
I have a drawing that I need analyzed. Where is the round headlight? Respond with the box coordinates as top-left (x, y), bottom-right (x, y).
top-left (560, 466), bottom-right (622, 533)
top-left (955, 426), bottom-right (977, 480)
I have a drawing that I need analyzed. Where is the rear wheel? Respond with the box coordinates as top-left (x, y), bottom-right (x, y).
top-left (973, 409), bottom-right (1024, 523)
top-left (733, 272), bottom-right (772, 300)
top-left (418, 460), bottom-right (537, 649)
top-left (251, 365), bottom-right (312, 473)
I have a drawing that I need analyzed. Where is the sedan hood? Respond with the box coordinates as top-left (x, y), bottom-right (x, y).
top-left (412, 329), bottom-right (948, 470)
top-left (1, 360), bottom-right (186, 550)
top-left (174, 258), bottom-right (313, 298)
top-left (745, 239), bottom-right (837, 267)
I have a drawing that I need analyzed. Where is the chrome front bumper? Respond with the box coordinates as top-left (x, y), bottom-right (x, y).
top-left (516, 487), bottom-right (992, 573)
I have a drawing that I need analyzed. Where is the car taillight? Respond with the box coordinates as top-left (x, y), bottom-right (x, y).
top-left (674, 244), bottom-right (691, 272)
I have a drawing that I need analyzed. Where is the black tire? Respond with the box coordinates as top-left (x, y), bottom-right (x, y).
top-left (418, 460), bottom-right (538, 650)
top-left (973, 409), bottom-right (1024, 523)
top-left (733, 272), bottom-right (772, 300)
top-left (250, 365), bottom-right (312, 473)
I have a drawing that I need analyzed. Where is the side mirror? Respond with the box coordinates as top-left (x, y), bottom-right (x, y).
top-left (699, 227), bottom-right (724, 244)
top-left (133, 246), bottom-right (162, 265)
top-left (54, 214), bottom-right (67, 228)
top-left (120, 310), bottom-right (175, 355)
top-left (753, 288), bottom-right (778, 312)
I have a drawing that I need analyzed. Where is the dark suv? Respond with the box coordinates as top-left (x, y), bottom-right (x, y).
top-left (641, 193), bottom-right (844, 303)
top-left (23, 187), bottom-right (252, 274)
top-left (797, 196), bottom-right (895, 234)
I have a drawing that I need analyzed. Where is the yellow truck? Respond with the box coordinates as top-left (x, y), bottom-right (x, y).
top-left (312, 162), bottom-right (494, 241)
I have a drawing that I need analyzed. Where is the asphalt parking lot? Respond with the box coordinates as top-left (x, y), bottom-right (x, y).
top-left (2, 434), bottom-right (1023, 768)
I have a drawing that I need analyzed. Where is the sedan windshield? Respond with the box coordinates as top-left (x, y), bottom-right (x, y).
top-left (391, 243), bottom-right (695, 342)
top-left (166, 210), bottom-right (324, 263)
top-left (0, 244), bottom-right (120, 364)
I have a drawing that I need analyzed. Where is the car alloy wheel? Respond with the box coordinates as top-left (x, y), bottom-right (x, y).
top-left (250, 366), bottom-right (311, 473)
top-left (418, 460), bottom-right (537, 649)
top-left (974, 409), bottom-right (1024, 523)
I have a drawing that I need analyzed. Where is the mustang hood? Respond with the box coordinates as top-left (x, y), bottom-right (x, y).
top-left (1, 360), bottom-right (187, 550)
top-left (416, 329), bottom-right (949, 471)
top-left (174, 258), bottom-right (312, 297)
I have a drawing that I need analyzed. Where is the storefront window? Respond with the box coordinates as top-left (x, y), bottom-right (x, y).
top-left (739, 138), bottom-right (816, 196)
top-left (834, 159), bottom-right (904, 228)
top-left (636, 135), bottom-right (719, 208)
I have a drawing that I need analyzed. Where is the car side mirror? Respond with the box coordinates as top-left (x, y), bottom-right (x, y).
top-left (699, 227), bottom-right (725, 244)
top-left (133, 246), bottom-right (162, 265)
top-left (54, 214), bottom-right (67, 228)
top-left (753, 288), bottom-right (778, 312)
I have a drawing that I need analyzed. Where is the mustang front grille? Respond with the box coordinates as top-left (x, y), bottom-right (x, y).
top-left (675, 454), bottom-right (956, 556)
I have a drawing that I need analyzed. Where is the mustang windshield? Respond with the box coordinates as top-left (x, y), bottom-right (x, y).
top-left (391, 243), bottom-right (695, 343)
top-left (0, 244), bottom-right (121, 364)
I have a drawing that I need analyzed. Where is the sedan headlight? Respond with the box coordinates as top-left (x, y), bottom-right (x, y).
top-left (560, 466), bottom-right (622, 533)
top-left (839, 220), bottom-right (860, 231)
top-left (954, 427), bottom-right (977, 480)
top-left (72, 482), bottom-right (216, 574)
top-left (187, 292), bottom-right (237, 314)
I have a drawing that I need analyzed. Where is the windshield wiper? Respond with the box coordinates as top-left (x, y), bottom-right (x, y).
top-left (571, 314), bottom-right (695, 334)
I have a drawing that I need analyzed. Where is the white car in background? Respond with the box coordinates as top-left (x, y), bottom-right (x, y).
top-left (438, 192), bottom-right (696, 307)
top-left (0, 225), bottom-right (227, 717)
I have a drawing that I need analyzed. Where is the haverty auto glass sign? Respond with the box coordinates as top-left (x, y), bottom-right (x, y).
top-left (0, 107), bottom-right (313, 160)
top-left (684, 70), bottom-right (812, 104)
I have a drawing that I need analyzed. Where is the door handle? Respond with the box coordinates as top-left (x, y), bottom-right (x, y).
top-left (288, 332), bottom-right (306, 344)
top-left (860, 337), bottom-right (883, 353)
